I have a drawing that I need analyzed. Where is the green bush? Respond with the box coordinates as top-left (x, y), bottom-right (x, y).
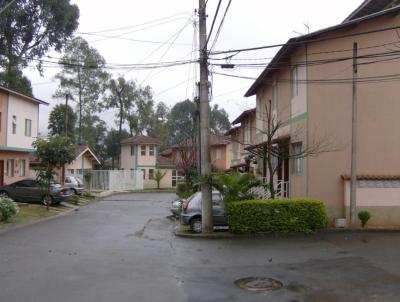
top-left (358, 211), bottom-right (371, 228)
top-left (227, 198), bottom-right (328, 234)
top-left (176, 182), bottom-right (190, 198)
top-left (0, 197), bottom-right (19, 222)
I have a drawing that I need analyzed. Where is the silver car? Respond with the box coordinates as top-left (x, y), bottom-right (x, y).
top-left (64, 176), bottom-right (84, 195)
top-left (181, 191), bottom-right (227, 233)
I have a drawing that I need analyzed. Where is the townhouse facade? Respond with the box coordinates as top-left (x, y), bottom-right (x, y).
top-left (0, 86), bottom-right (47, 185)
top-left (120, 136), bottom-right (178, 188)
top-left (243, 0), bottom-right (400, 226)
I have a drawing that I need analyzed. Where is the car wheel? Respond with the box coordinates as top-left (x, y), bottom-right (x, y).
top-left (0, 191), bottom-right (9, 198)
top-left (42, 195), bottom-right (53, 206)
top-left (190, 217), bottom-right (202, 233)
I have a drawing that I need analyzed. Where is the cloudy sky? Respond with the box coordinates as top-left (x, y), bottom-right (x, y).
top-left (25, 0), bottom-right (363, 134)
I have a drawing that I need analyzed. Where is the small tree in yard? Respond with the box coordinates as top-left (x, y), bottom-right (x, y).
top-left (33, 136), bottom-right (75, 209)
top-left (153, 170), bottom-right (167, 189)
top-left (229, 100), bottom-right (338, 199)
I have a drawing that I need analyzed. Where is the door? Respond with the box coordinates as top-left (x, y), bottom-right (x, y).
top-left (212, 193), bottom-right (226, 225)
top-left (0, 160), bottom-right (4, 186)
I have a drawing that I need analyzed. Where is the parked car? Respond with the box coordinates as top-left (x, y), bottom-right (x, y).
top-left (64, 176), bottom-right (84, 195)
top-left (0, 179), bottom-right (71, 205)
top-left (181, 191), bottom-right (227, 233)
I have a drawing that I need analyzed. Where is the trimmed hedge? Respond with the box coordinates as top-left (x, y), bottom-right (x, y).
top-left (228, 199), bottom-right (327, 234)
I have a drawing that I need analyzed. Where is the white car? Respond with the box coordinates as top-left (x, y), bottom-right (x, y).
top-left (64, 176), bottom-right (84, 195)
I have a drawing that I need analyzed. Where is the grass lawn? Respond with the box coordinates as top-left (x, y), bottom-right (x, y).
top-left (0, 203), bottom-right (67, 229)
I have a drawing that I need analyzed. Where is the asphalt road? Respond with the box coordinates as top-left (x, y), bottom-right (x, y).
top-left (1, 193), bottom-right (400, 302)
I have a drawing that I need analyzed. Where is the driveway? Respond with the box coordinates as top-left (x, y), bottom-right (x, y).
top-left (0, 193), bottom-right (399, 302)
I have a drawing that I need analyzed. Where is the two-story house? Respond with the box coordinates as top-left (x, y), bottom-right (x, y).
top-left (0, 86), bottom-right (48, 185)
top-left (167, 133), bottom-right (232, 172)
top-left (120, 136), bottom-right (177, 188)
top-left (244, 0), bottom-right (400, 226)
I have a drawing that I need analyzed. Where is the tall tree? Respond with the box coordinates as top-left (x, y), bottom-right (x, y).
top-left (147, 102), bottom-right (170, 146)
top-left (48, 104), bottom-right (77, 140)
top-left (167, 99), bottom-right (197, 145)
top-left (54, 37), bottom-right (109, 144)
top-left (0, 0), bottom-right (79, 94)
top-left (104, 77), bottom-right (136, 140)
top-left (127, 85), bottom-right (154, 135)
top-left (210, 104), bottom-right (231, 134)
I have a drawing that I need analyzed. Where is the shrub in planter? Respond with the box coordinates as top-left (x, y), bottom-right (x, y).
top-left (0, 197), bottom-right (19, 222)
top-left (358, 211), bottom-right (371, 228)
top-left (227, 198), bottom-right (328, 234)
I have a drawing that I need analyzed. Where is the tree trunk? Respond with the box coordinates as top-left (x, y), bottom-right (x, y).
top-left (78, 67), bottom-right (83, 145)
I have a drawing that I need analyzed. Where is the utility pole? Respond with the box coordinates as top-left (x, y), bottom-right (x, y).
top-left (350, 42), bottom-right (358, 226)
top-left (198, 0), bottom-right (213, 233)
top-left (61, 93), bottom-right (69, 184)
top-left (64, 94), bottom-right (69, 136)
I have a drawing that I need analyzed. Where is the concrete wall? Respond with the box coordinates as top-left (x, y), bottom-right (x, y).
top-left (7, 94), bottom-right (38, 149)
top-left (344, 180), bottom-right (400, 227)
top-left (120, 145), bottom-right (135, 170)
top-left (142, 168), bottom-right (174, 189)
top-left (66, 154), bottom-right (94, 171)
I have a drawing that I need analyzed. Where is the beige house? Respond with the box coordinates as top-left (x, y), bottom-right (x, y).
top-left (30, 145), bottom-right (100, 182)
top-left (0, 86), bottom-right (48, 185)
top-left (226, 109), bottom-right (257, 171)
top-left (243, 0), bottom-right (400, 226)
top-left (120, 136), bottom-right (178, 188)
top-left (167, 133), bottom-right (232, 172)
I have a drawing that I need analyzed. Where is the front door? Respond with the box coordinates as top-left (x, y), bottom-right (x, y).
top-left (0, 160), bottom-right (4, 186)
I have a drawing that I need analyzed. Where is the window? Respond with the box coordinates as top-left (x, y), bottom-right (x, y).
top-left (12, 115), bottom-right (16, 134)
top-left (141, 145), bottom-right (146, 156)
top-left (149, 145), bottom-right (155, 156)
top-left (25, 119), bottom-right (32, 137)
top-left (291, 66), bottom-right (298, 97)
top-left (272, 83), bottom-right (277, 110)
top-left (18, 159), bottom-right (25, 176)
top-left (293, 143), bottom-right (302, 174)
top-left (130, 145), bottom-right (135, 156)
top-left (6, 159), bottom-right (14, 177)
top-left (149, 169), bottom-right (154, 179)
top-left (67, 169), bottom-right (74, 174)
top-left (215, 147), bottom-right (222, 160)
top-left (65, 177), bottom-right (72, 184)
top-left (142, 169), bottom-right (146, 180)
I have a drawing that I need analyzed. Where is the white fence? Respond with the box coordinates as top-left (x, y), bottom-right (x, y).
top-left (249, 180), bottom-right (290, 199)
top-left (91, 170), bottom-right (143, 191)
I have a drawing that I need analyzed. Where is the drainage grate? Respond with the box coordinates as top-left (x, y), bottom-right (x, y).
top-left (234, 277), bottom-right (283, 292)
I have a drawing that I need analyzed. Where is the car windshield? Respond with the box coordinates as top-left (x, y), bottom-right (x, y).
top-left (74, 177), bottom-right (83, 185)
top-left (188, 192), bottom-right (201, 204)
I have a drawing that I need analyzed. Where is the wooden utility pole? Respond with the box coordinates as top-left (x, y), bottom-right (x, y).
top-left (64, 94), bottom-right (69, 136)
top-left (61, 93), bottom-right (70, 184)
top-left (350, 42), bottom-right (358, 225)
top-left (198, 0), bottom-right (213, 233)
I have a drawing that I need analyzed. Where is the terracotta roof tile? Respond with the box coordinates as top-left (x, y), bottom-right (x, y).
top-left (121, 136), bottom-right (162, 145)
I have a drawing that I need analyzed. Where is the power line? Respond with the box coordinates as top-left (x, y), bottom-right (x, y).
top-left (206, 0), bottom-right (223, 47)
top-left (82, 18), bottom-right (191, 45)
top-left (80, 12), bottom-right (191, 34)
top-left (154, 77), bottom-right (194, 97)
top-left (210, 25), bottom-right (400, 55)
top-left (209, 0), bottom-right (232, 53)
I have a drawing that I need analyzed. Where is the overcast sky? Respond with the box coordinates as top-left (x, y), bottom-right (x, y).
top-left (25, 0), bottom-right (363, 135)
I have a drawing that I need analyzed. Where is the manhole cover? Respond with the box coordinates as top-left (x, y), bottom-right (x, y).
top-left (234, 277), bottom-right (283, 292)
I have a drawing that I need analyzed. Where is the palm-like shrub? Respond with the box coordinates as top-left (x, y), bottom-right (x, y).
top-left (213, 171), bottom-right (261, 203)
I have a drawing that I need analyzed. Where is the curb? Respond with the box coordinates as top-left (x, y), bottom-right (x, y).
top-left (0, 206), bottom-right (77, 236)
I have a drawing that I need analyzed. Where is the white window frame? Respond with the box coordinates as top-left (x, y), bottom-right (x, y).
top-left (12, 115), bottom-right (16, 134)
top-left (142, 169), bottom-right (146, 180)
top-left (6, 159), bottom-right (14, 177)
top-left (130, 145), bottom-right (135, 156)
top-left (18, 159), bottom-right (25, 176)
top-left (25, 119), bottom-right (32, 137)
top-left (293, 142), bottom-right (302, 174)
top-left (141, 145), bottom-right (146, 156)
top-left (291, 66), bottom-right (299, 98)
top-left (149, 145), bottom-right (155, 156)
top-left (149, 169), bottom-right (154, 179)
